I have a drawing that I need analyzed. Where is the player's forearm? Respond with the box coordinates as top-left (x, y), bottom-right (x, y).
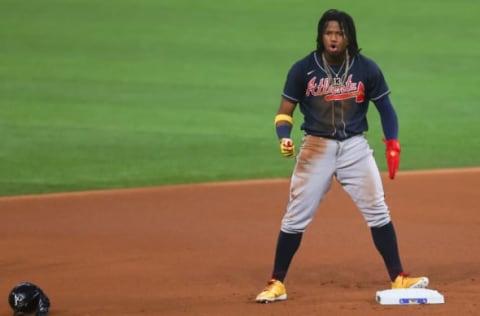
top-left (276, 124), bottom-right (292, 139)
top-left (274, 112), bottom-right (295, 158)
top-left (374, 96), bottom-right (398, 139)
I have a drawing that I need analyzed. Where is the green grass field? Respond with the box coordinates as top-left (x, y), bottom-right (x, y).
top-left (1, 0), bottom-right (479, 196)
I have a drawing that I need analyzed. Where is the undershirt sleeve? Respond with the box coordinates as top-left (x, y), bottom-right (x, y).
top-left (373, 95), bottom-right (399, 140)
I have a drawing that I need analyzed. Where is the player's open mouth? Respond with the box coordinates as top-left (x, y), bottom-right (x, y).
top-left (328, 44), bottom-right (338, 52)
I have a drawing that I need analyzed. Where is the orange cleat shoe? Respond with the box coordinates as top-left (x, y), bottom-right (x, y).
top-left (255, 279), bottom-right (287, 303)
top-left (391, 273), bottom-right (429, 289)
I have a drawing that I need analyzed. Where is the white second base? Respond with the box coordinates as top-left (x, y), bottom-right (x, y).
top-left (376, 288), bottom-right (445, 305)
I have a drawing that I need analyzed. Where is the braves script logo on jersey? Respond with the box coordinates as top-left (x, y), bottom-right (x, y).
top-left (305, 74), bottom-right (365, 102)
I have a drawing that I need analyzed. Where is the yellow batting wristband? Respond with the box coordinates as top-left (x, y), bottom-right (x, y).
top-left (274, 114), bottom-right (293, 126)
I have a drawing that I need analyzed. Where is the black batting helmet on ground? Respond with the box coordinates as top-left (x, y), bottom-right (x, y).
top-left (8, 282), bottom-right (50, 316)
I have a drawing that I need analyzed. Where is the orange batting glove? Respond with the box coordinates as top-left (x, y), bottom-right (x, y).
top-left (383, 139), bottom-right (401, 179)
top-left (279, 138), bottom-right (295, 158)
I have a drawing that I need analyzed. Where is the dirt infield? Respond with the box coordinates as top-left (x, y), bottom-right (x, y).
top-left (1, 168), bottom-right (479, 316)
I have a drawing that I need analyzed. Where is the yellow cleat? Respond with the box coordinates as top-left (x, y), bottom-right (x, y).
top-left (391, 274), bottom-right (429, 289)
top-left (255, 279), bottom-right (287, 303)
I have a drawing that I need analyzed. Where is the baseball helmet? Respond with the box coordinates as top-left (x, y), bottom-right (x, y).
top-left (8, 282), bottom-right (50, 316)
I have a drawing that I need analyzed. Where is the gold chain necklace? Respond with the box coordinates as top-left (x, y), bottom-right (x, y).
top-left (322, 51), bottom-right (350, 89)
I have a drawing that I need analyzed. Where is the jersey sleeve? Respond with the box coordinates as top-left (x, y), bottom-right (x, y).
top-left (281, 61), bottom-right (306, 103)
top-left (365, 58), bottom-right (390, 101)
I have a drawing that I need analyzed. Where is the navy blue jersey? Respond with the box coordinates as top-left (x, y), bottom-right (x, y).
top-left (282, 51), bottom-right (390, 139)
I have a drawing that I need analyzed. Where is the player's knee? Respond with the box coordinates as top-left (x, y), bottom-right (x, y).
top-left (281, 219), bottom-right (309, 234)
top-left (366, 213), bottom-right (391, 228)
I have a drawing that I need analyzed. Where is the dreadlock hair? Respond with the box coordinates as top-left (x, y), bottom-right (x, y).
top-left (316, 9), bottom-right (360, 56)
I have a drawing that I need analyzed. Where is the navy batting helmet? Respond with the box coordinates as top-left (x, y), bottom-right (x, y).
top-left (8, 282), bottom-right (50, 316)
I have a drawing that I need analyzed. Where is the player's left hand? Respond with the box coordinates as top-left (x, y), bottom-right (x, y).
top-left (383, 139), bottom-right (401, 179)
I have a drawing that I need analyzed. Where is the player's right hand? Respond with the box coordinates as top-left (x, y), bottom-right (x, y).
top-left (279, 138), bottom-right (295, 158)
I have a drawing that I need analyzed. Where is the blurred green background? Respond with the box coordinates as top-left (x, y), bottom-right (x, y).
top-left (1, 0), bottom-right (479, 196)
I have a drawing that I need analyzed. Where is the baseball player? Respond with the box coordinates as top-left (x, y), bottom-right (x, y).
top-left (256, 9), bottom-right (429, 303)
